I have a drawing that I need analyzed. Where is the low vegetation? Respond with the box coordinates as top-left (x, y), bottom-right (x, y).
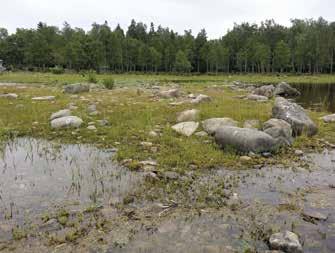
top-left (1, 74), bottom-right (334, 172)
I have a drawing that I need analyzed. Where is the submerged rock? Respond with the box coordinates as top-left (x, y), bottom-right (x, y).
top-left (64, 83), bottom-right (90, 94)
top-left (202, 118), bottom-right (238, 135)
top-left (215, 126), bottom-right (277, 153)
top-left (50, 109), bottom-right (71, 121)
top-left (263, 118), bottom-right (293, 146)
top-left (172, 121), bottom-right (199, 137)
top-left (177, 109), bottom-right (200, 122)
top-left (191, 94), bottom-right (212, 104)
top-left (253, 85), bottom-right (275, 98)
top-left (272, 97), bottom-right (317, 136)
top-left (51, 116), bottom-right (83, 129)
top-left (274, 82), bottom-right (300, 97)
top-left (269, 231), bottom-right (303, 253)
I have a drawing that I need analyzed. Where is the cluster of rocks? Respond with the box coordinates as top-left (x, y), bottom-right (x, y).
top-left (237, 82), bottom-right (301, 102)
top-left (171, 94), bottom-right (317, 154)
top-left (155, 87), bottom-right (212, 105)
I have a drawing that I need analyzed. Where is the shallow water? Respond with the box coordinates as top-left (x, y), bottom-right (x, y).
top-left (0, 138), bottom-right (142, 222)
top-left (113, 151), bottom-right (335, 253)
top-left (292, 83), bottom-right (335, 112)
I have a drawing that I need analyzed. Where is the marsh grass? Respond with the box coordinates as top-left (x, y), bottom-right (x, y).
top-left (0, 80), bottom-right (334, 172)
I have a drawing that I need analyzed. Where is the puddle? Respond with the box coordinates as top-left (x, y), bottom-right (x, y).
top-left (0, 138), bottom-right (142, 222)
top-left (112, 151), bottom-right (335, 253)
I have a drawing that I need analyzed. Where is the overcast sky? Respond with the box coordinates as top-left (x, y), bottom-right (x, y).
top-left (1, 0), bottom-right (334, 38)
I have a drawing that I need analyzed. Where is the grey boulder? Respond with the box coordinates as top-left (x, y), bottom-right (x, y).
top-left (263, 118), bottom-right (293, 146)
top-left (215, 126), bottom-right (277, 153)
top-left (51, 116), bottom-right (83, 129)
top-left (64, 83), bottom-right (90, 94)
top-left (50, 109), bottom-right (71, 121)
top-left (202, 118), bottom-right (238, 135)
top-left (269, 231), bottom-right (303, 253)
top-left (274, 82), bottom-right (300, 97)
top-left (272, 97), bottom-right (317, 136)
top-left (253, 85), bottom-right (275, 98)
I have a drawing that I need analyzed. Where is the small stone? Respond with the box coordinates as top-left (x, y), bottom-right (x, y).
top-left (32, 96), bottom-right (55, 101)
top-left (195, 131), bottom-right (208, 137)
top-left (294, 150), bottom-right (304, 156)
top-left (191, 94), bottom-right (211, 104)
top-left (50, 109), bottom-right (71, 121)
top-left (97, 119), bottom-right (109, 126)
top-left (141, 141), bottom-right (153, 147)
top-left (87, 125), bottom-right (97, 131)
top-left (262, 152), bottom-right (272, 158)
top-left (150, 147), bottom-right (158, 153)
top-left (269, 231), bottom-right (302, 253)
top-left (0, 93), bottom-right (18, 99)
top-left (240, 156), bottom-right (252, 162)
top-left (88, 121), bottom-right (95, 125)
top-left (149, 131), bottom-right (158, 137)
top-left (302, 209), bottom-right (328, 221)
top-left (176, 109), bottom-right (199, 122)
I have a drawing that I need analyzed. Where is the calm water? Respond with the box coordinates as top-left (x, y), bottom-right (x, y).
top-left (292, 83), bottom-right (335, 112)
top-left (0, 138), bottom-right (142, 221)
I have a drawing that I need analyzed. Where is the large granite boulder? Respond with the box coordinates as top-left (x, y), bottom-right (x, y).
top-left (272, 97), bottom-right (317, 136)
top-left (51, 116), bottom-right (83, 129)
top-left (202, 118), bottom-right (238, 135)
top-left (172, 122), bottom-right (199, 137)
top-left (263, 118), bottom-right (293, 146)
top-left (274, 82), bottom-right (300, 97)
top-left (64, 83), bottom-right (90, 94)
top-left (215, 126), bottom-right (277, 153)
top-left (253, 85), bottom-right (275, 98)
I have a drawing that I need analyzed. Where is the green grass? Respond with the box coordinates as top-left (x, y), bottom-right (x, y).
top-left (1, 71), bottom-right (335, 85)
top-left (0, 76), bottom-right (335, 172)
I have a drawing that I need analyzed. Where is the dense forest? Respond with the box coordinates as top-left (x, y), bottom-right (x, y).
top-left (0, 18), bottom-right (334, 74)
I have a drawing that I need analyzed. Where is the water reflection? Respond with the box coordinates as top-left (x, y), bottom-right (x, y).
top-left (292, 83), bottom-right (335, 112)
top-left (0, 138), bottom-right (142, 221)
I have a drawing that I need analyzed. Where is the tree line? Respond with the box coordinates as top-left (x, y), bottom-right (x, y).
top-left (0, 17), bottom-right (334, 74)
